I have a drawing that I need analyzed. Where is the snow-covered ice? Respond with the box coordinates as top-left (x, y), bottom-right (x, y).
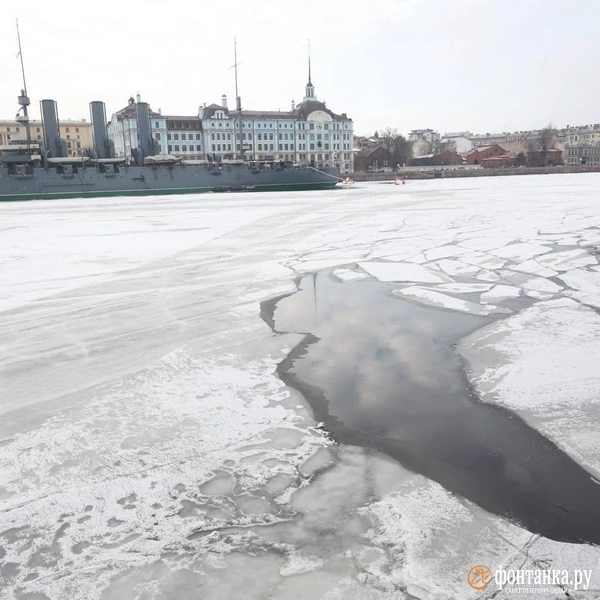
top-left (459, 298), bottom-right (600, 477)
top-left (358, 261), bottom-right (446, 283)
top-left (393, 286), bottom-right (507, 316)
top-left (2, 175), bottom-right (600, 599)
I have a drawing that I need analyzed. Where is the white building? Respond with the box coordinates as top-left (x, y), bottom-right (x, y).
top-left (107, 70), bottom-right (354, 173)
top-left (108, 95), bottom-right (168, 159)
top-left (440, 133), bottom-right (473, 153)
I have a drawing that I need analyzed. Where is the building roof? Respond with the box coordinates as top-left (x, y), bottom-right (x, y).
top-left (468, 145), bottom-right (505, 154)
top-left (201, 103), bottom-right (229, 119)
top-left (115, 99), bottom-right (162, 120)
top-left (482, 152), bottom-right (517, 160)
top-left (240, 110), bottom-right (296, 119)
top-left (294, 99), bottom-right (351, 122)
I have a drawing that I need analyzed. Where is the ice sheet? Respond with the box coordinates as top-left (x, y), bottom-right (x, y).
top-left (459, 298), bottom-right (600, 477)
top-left (3, 177), bottom-right (600, 599)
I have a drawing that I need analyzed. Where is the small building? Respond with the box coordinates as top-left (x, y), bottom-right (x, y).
top-left (166, 116), bottom-right (204, 160)
top-left (108, 95), bottom-right (168, 158)
top-left (354, 146), bottom-right (392, 172)
top-left (409, 151), bottom-right (463, 166)
top-left (465, 144), bottom-right (506, 165)
top-left (527, 148), bottom-right (562, 167)
top-left (440, 133), bottom-right (473, 153)
top-left (0, 118), bottom-right (93, 156)
top-left (563, 143), bottom-right (600, 166)
top-left (481, 152), bottom-right (517, 168)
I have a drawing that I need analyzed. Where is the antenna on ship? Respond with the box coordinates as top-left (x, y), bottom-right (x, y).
top-left (15, 19), bottom-right (32, 153)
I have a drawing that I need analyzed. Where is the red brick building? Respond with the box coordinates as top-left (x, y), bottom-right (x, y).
top-left (354, 146), bottom-right (392, 172)
top-left (527, 148), bottom-right (562, 167)
top-left (409, 151), bottom-right (463, 166)
top-left (481, 152), bottom-right (517, 168)
top-left (466, 144), bottom-right (507, 165)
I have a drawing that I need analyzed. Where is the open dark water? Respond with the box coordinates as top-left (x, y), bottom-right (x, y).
top-left (263, 272), bottom-right (600, 544)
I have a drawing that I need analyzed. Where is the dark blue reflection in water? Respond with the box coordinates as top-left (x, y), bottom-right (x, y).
top-left (264, 272), bottom-right (600, 544)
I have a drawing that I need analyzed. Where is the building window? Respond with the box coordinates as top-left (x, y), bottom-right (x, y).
top-left (196, 144), bottom-right (202, 151)
top-left (156, 133), bottom-right (161, 140)
top-left (196, 134), bottom-right (201, 140)
top-left (168, 145), bottom-right (172, 152)
top-left (270, 144), bottom-right (273, 150)
top-left (182, 145), bottom-right (187, 151)
top-left (174, 134), bottom-right (179, 140)
top-left (174, 145), bottom-right (180, 151)
top-left (155, 122), bottom-right (159, 128)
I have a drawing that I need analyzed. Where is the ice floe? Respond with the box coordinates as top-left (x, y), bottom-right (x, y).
top-left (459, 298), bottom-right (600, 477)
top-left (359, 261), bottom-right (446, 283)
top-left (393, 286), bottom-right (508, 315)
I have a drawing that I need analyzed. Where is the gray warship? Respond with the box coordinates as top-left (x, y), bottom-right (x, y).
top-left (0, 92), bottom-right (341, 202)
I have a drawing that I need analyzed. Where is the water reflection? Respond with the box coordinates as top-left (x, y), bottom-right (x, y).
top-left (266, 272), bottom-right (600, 544)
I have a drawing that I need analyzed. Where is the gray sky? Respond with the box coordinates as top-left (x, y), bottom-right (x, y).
top-left (1, 0), bottom-right (597, 136)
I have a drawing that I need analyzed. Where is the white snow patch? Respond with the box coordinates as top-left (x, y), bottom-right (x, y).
top-left (435, 259), bottom-right (481, 278)
top-left (491, 242), bottom-right (551, 260)
top-left (424, 245), bottom-right (470, 261)
top-left (510, 258), bottom-right (558, 278)
top-left (359, 262), bottom-right (445, 283)
top-left (481, 285), bottom-right (521, 303)
top-left (536, 249), bottom-right (597, 271)
top-left (559, 268), bottom-right (600, 295)
top-left (333, 268), bottom-right (369, 282)
top-left (393, 286), bottom-right (508, 315)
top-left (426, 283), bottom-right (493, 294)
top-left (499, 270), bottom-right (563, 293)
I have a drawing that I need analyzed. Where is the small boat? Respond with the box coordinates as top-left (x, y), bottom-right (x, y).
top-left (395, 177), bottom-right (406, 185)
top-left (341, 177), bottom-right (355, 188)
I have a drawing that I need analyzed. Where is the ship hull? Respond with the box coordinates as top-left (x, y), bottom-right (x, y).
top-left (0, 163), bottom-right (340, 201)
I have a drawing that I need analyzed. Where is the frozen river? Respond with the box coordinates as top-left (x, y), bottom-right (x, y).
top-left (2, 175), bottom-right (600, 599)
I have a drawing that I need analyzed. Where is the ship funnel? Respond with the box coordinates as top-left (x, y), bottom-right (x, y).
top-left (89, 101), bottom-right (113, 159)
top-left (135, 100), bottom-right (153, 164)
top-left (40, 99), bottom-right (65, 157)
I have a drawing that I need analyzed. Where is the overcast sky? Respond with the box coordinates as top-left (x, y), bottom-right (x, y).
top-left (0, 0), bottom-right (597, 136)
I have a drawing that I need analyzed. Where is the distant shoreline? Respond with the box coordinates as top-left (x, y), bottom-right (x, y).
top-left (352, 165), bottom-right (600, 181)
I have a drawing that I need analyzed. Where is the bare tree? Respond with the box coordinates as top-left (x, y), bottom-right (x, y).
top-left (380, 127), bottom-right (412, 168)
top-left (436, 139), bottom-right (457, 154)
top-left (526, 123), bottom-right (557, 166)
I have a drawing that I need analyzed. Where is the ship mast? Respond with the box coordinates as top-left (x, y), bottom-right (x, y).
top-left (233, 38), bottom-right (244, 160)
top-left (15, 19), bottom-right (32, 154)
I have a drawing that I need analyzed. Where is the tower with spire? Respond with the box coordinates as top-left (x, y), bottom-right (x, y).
top-left (304, 42), bottom-right (316, 101)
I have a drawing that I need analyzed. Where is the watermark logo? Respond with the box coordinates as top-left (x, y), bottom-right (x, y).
top-left (468, 565), bottom-right (493, 590)
top-left (468, 565), bottom-right (593, 593)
